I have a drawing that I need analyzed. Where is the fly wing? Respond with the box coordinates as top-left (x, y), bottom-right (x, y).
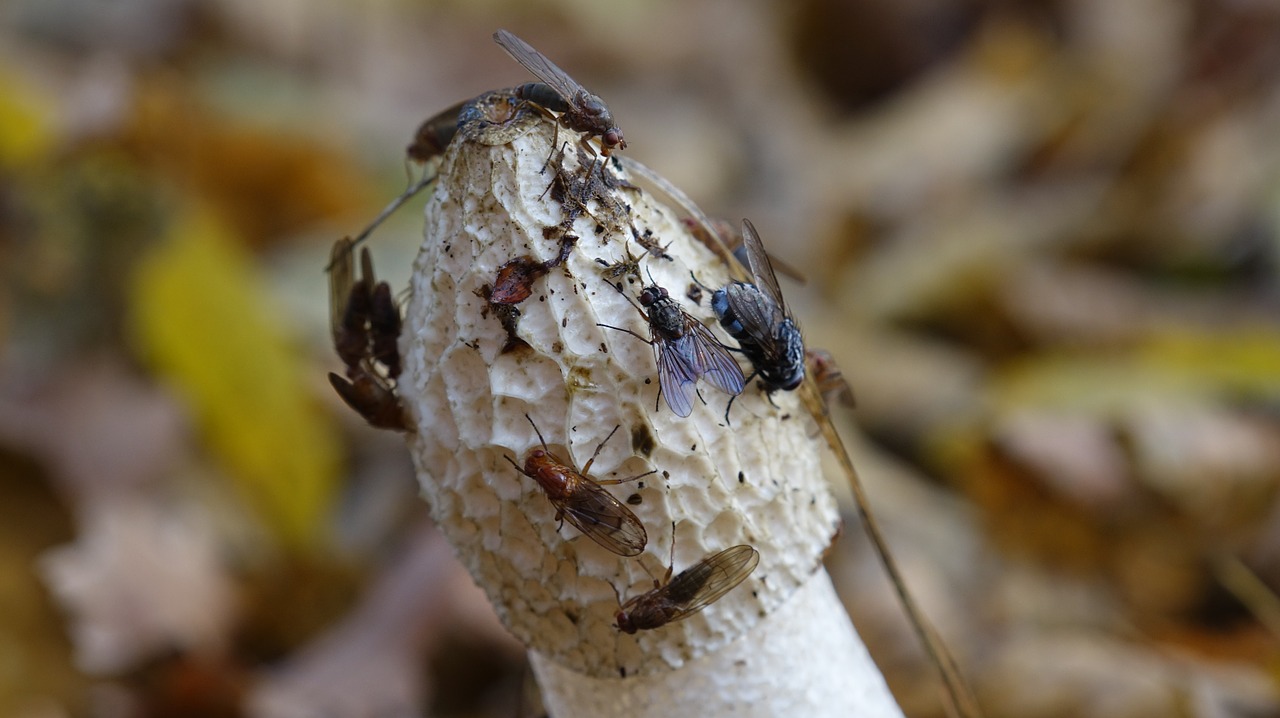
top-left (722, 282), bottom-right (787, 359)
top-left (684, 320), bottom-right (745, 397)
top-left (660, 545), bottom-right (760, 621)
top-left (556, 481), bottom-right (648, 556)
top-left (740, 219), bottom-right (787, 312)
top-left (328, 237), bottom-right (355, 343)
top-left (657, 339), bottom-right (700, 418)
top-left (493, 29), bottom-right (584, 103)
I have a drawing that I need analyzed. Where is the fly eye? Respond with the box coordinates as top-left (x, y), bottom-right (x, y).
top-left (604, 130), bottom-right (621, 147)
top-left (531, 449), bottom-right (546, 458)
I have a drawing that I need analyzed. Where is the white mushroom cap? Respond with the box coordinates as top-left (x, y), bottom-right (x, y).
top-left (399, 112), bottom-right (840, 678)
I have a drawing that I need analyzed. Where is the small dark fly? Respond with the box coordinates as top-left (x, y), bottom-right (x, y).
top-left (615, 543), bottom-right (760, 633)
top-left (493, 29), bottom-right (626, 156)
top-left (504, 415), bottom-right (651, 557)
top-left (548, 142), bottom-right (633, 235)
top-left (327, 237), bottom-right (410, 431)
top-left (594, 240), bottom-right (644, 288)
top-left (632, 226), bottom-right (673, 262)
top-left (712, 219), bottom-right (806, 402)
top-left (474, 284), bottom-right (531, 355)
top-left (599, 284), bottom-right (745, 418)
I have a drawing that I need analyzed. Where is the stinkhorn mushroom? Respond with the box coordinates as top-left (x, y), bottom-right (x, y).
top-left (391, 87), bottom-right (904, 717)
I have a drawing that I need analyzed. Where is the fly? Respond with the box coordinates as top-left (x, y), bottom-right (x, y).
top-left (490, 233), bottom-right (578, 305)
top-left (323, 101), bottom-right (462, 272)
top-left (712, 219), bottom-right (806, 406)
top-left (405, 98), bottom-right (466, 164)
top-left (594, 240), bottom-right (644, 288)
top-left (614, 540), bottom-right (760, 634)
top-left (327, 237), bottom-right (410, 431)
top-left (493, 29), bottom-right (626, 156)
top-left (504, 415), bottom-right (651, 557)
top-left (598, 283), bottom-right (744, 418)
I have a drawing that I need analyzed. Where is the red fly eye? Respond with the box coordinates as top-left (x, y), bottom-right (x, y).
top-left (531, 449), bottom-right (546, 459)
top-left (604, 130), bottom-right (621, 147)
top-left (615, 610), bottom-right (635, 634)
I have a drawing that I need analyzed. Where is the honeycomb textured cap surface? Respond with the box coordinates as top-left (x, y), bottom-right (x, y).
top-left (399, 116), bottom-right (839, 678)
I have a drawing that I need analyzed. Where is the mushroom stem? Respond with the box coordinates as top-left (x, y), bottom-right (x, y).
top-left (530, 571), bottom-right (903, 717)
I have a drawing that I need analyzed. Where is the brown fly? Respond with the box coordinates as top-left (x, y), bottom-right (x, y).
top-left (504, 415), bottom-right (651, 556)
top-left (598, 283), bottom-right (745, 418)
top-left (615, 541), bottom-right (760, 633)
top-left (490, 234), bottom-right (578, 305)
top-left (327, 237), bottom-right (410, 431)
top-left (406, 98), bottom-right (466, 164)
top-left (493, 29), bottom-right (626, 156)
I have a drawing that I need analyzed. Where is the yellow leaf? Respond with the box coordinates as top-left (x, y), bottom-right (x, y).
top-left (129, 209), bottom-right (341, 551)
top-left (1141, 328), bottom-right (1280, 401)
top-left (992, 327), bottom-right (1280, 416)
top-left (0, 69), bottom-right (55, 170)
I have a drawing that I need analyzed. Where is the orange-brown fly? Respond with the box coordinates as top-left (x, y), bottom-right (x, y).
top-left (615, 536), bottom-right (759, 634)
top-left (505, 415), bottom-right (651, 556)
top-left (490, 234), bottom-right (577, 305)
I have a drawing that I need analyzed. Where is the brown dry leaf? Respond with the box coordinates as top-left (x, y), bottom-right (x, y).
top-left (979, 632), bottom-right (1188, 718)
top-left (1123, 406), bottom-right (1280, 536)
top-left (990, 410), bottom-right (1135, 515)
top-left (121, 79), bottom-right (376, 248)
top-left (247, 524), bottom-right (521, 718)
top-left (0, 356), bottom-right (188, 503)
top-left (39, 498), bottom-right (236, 675)
top-left (0, 451), bottom-right (82, 717)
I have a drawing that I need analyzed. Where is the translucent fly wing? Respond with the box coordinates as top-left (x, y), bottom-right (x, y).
top-left (684, 321), bottom-right (745, 397)
top-left (740, 219), bottom-right (787, 312)
top-left (656, 341), bottom-right (699, 418)
top-left (493, 29), bottom-right (584, 104)
top-left (329, 238), bottom-right (375, 370)
top-left (328, 237), bottom-right (355, 342)
top-left (556, 481), bottom-right (648, 556)
top-left (660, 545), bottom-right (760, 619)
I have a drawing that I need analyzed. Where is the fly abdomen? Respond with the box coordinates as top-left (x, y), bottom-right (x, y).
top-left (514, 81), bottom-right (572, 114)
top-left (710, 285), bottom-right (745, 338)
top-left (764, 318), bottom-right (806, 391)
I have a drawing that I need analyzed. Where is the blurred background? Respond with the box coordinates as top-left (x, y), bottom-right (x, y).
top-left (2, 0), bottom-right (1280, 716)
